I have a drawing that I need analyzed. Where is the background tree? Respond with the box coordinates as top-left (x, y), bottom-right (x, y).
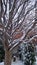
top-left (18, 42), bottom-right (36, 65)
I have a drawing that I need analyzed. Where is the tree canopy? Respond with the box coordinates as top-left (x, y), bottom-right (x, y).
top-left (0, 0), bottom-right (37, 51)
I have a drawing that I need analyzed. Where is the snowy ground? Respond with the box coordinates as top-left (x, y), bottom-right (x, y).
top-left (0, 61), bottom-right (24, 65)
top-left (34, 56), bottom-right (37, 65)
top-left (0, 56), bottom-right (37, 65)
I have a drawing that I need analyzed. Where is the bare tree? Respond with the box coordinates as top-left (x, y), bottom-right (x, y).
top-left (0, 0), bottom-right (37, 65)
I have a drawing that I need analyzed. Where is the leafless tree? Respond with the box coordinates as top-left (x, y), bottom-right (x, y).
top-left (0, 0), bottom-right (37, 65)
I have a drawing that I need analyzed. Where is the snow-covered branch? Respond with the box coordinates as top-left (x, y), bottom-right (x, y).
top-left (0, 0), bottom-right (37, 51)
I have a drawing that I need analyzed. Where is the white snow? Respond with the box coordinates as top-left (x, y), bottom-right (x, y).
top-left (13, 4), bottom-right (23, 20)
top-left (11, 61), bottom-right (24, 65)
top-left (0, 57), bottom-right (37, 65)
top-left (0, 61), bottom-right (23, 65)
top-left (0, 62), bottom-right (4, 65)
top-left (34, 56), bottom-right (37, 65)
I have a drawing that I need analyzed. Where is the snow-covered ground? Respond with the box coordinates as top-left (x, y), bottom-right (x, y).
top-left (0, 61), bottom-right (24, 65)
top-left (0, 56), bottom-right (37, 65)
top-left (0, 62), bottom-right (4, 65)
top-left (0, 60), bottom-right (37, 65)
top-left (34, 56), bottom-right (37, 65)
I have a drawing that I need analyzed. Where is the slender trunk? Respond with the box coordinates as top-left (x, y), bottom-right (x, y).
top-left (4, 50), bottom-right (12, 65)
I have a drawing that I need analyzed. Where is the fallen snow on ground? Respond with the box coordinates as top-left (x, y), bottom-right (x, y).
top-left (34, 56), bottom-right (37, 65)
top-left (0, 62), bottom-right (4, 65)
top-left (0, 61), bottom-right (24, 65)
top-left (0, 56), bottom-right (37, 65)
top-left (11, 61), bottom-right (24, 65)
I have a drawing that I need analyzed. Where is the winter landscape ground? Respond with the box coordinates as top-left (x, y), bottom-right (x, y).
top-left (0, 56), bottom-right (37, 65)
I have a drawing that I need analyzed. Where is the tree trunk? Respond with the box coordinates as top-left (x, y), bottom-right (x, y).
top-left (4, 50), bottom-right (12, 65)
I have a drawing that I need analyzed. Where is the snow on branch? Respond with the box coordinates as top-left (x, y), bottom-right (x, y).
top-left (0, 0), bottom-right (37, 51)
